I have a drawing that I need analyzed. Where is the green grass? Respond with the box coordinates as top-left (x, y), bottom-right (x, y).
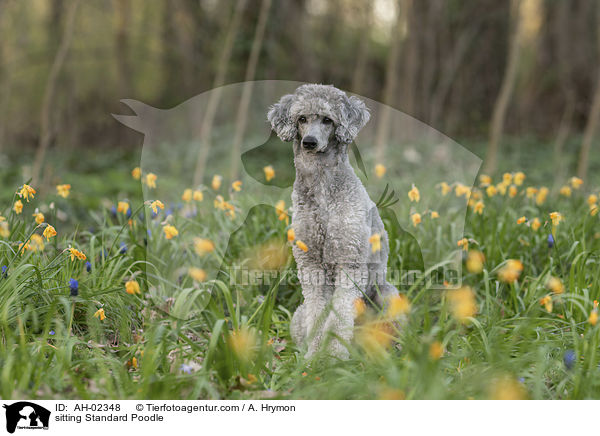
top-left (1, 142), bottom-right (600, 400)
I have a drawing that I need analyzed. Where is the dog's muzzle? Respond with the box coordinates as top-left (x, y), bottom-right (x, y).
top-left (302, 136), bottom-right (318, 150)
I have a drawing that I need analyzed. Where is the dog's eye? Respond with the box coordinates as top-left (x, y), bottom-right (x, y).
top-left (322, 117), bottom-right (333, 124)
top-left (298, 116), bottom-right (307, 124)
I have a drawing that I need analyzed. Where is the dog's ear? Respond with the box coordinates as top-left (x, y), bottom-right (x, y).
top-left (336, 96), bottom-right (370, 144)
top-left (267, 94), bottom-right (297, 142)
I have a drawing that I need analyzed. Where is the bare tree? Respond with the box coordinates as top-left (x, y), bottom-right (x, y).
top-left (577, 2), bottom-right (600, 180)
top-left (31, 0), bottom-right (80, 184)
top-left (350, 1), bottom-right (373, 95)
top-left (193, 0), bottom-right (247, 186)
top-left (229, 0), bottom-right (272, 180)
top-left (113, 0), bottom-right (132, 97)
top-left (483, 0), bottom-right (523, 174)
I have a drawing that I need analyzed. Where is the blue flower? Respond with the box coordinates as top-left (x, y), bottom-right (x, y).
top-left (126, 207), bottom-right (132, 218)
top-left (564, 349), bottom-right (576, 370)
top-left (165, 208), bottom-right (173, 217)
top-left (85, 261), bottom-right (92, 272)
top-left (110, 205), bottom-right (117, 217)
top-left (119, 242), bottom-right (127, 254)
top-left (69, 278), bottom-right (79, 297)
top-left (1, 265), bottom-right (7, 278)
top-left (151, 209), bottom-right (159, 219)
top-left (49, 330), bottom-right (55, 336)
top-left (180, 363), bottom-right (193, 374)
top-left (548, 234), bottom-right (555, 248)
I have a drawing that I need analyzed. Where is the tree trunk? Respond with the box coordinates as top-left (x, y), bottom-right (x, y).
top-left (193, 0), bottom-right (247, 186)
top-left (113, 0), bottom-right (132, 97)
top-left (350, 1), bottom-right (373, 95)
top-left (577, 3), bottom-right (600, 180)
top-left (230, 0), bottom-right (272, 180)
top-left (483, 0), bottom-right (522, 175)
top-left (374, 0), bottom-right (408, 163)
top-left (31, 0), bottom-right (80, 185)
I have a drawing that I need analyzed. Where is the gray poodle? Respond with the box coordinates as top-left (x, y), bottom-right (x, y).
top-left (268, 84), bottom-right (399, 359)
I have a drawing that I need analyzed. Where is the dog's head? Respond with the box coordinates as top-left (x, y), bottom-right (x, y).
top-left (267, 84), bottom-right (370, 153)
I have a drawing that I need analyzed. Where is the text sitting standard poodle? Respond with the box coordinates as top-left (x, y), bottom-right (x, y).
top-left (268, 84), bottom-right (399, 359)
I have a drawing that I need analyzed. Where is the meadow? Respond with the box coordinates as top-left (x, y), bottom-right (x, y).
top-left (1, 139), bottom-right (600, 400)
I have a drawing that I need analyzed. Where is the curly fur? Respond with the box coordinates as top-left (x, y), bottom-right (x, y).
top-left (268, 84), bottom-right (399, 359)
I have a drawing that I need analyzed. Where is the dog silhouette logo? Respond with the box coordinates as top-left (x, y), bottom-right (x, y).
top-left (2, 402), bottom-right (50, 433)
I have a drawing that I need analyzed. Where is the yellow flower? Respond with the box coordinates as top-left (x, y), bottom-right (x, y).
top-left (129, 357), bottom-right (138, 369)
top-left (67, 247), bottom-right (87, 261)
top-left (193, 238), bottom-right (215, 256)
top-left (489, 376), bottom-right (527, 400)
top-left (32, 212), bottom-right (44, 225)
top-left (411, 213), bottom-right (421, 227)
top-left (295, 240), bottom-right (308, 252)
top-left (498, 259), bottom-right (523, 283)
top-left (93, 308), bottom-right (106, 321)
top-left (17, 184), bottom-right (36, 202)
top-left (516, 216), bottom-right (526, 225)
top-left (228, 327), bottom-right (257, 361)
top-left (13, 200), bottom-right (23, 214)
top-left (163, 225), bottom-right (179, 240)
top-left (150, 200), bottom-right (164, 214)
top-left (193, 190), bottom-right (203, 201)
top-left (570, 176), bottom-right (583, 189)
top-left (508, 185), bottom-right (518, 198)
top-left (117, 201), bottom-right (130, 215)
top-left (374, 164), bottom-right (386, 179)
top-left (588, 194), bottom-right (598, 206)
top-left (486, 185), bottom-right (497, 197)
top-left (387, 294), bottom-right (411, 317)
top-left (275, 200), bottom-right (288, 222)
top-left (455, 184), bottom-right (470, 198)
top-left (30, 234), bottom-right (44, 252)
top-left (457, 238), bottom-right (469, 251)
top-left (354, 298), bottom-right (366, 318)
top-left (539, 295), bottom-right (553, 312)
top-left (43, 224), bottom-right (57, 240)
top-left (466, 250), bottom-right (485, 274)
top-left (125, 280), bottom-right (141, 295)
top-left (232, 180), bottom-right (242, 192)
top-left (56, 184), bottom-right (71, 198)
top-left (145, 173), bottom-right (157, 189)
top-left (531, 218), bottom-right (541, 231)
top-left (440, 182), bottom-right (451, 196)
top-left (296, 239), bottom-right (308, 253)
top-left (473, 201), bottom-right (484, 215)
top-left (287, 228), bottom-right (295, 242)
top-left (591, 204), bottom-right (599, 216)
top-left (513, 172), bottom-right (525, 186)
top-left (446, 286), bottom-right (477, 322)
top-left (429, 341), bottom-right (444, 360)
top-left (356, 321), bottom-right (395, 355)
top-left (182, 189), bottom-right (192, 202)
top-left (263, 166), bottom-right (275, 182)
top-left (18, 241), bottom-right (31, 254)
top-left (131, 167), bottom-right (141, 180)
top-left (430, 211), bottom-right (439, 219)
top-left (369, 233), bottom-right (381, 253)
top-left (559, 186), bottom-right (572, 197)
top-left (526, 187), bottom-right (538, 198)
top-left (188, 267), bottom-right (207, 282)
top-left (408, 184), bottom-right (420, 202)
top-left (546, 276), bottom-right (564, 294)
top-left (536, 187), bottom-right (549, 205)
top-left (589, 310), bottom-right (598, 326)
top-left (496, 183), bottom-right (507, 196)
top-left (479, 174), bottom-right (492, 186)
top-left (0, 221), bottom-right (9, 238)
top-left (210, 175), bottom-right (222, 190)
top-left (549, 211), bottom-right (562, 227)
top-left (502, 173), bottom-right (512, 185)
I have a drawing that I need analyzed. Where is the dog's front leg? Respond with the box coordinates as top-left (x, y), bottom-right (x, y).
top-left (319, 265), bottom-right (367, 359)
top-left (296, 264), bottom-right (329, 358)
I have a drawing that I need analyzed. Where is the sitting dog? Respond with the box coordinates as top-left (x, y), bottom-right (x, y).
top-left (268, 84), bottom-right (399, 359)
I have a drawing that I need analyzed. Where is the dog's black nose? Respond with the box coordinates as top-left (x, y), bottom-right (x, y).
top-left (302, 136), bottom-right (317, 149)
